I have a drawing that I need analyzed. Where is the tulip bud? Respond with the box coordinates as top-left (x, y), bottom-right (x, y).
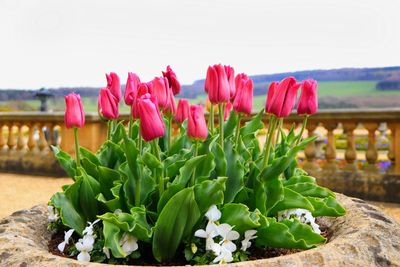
top-left (106, 72), bottom-right (121, 102)
top-left (175, 99), bottom-right (189, 123)
top-left (233, 74), bottom-right (253, 115)
top-left (224, 65), bottom-right (236, 100)
top-left (64, 93), bottom-right (85, 128)
top-left (151, 77), bottom-right (170, 110)
top-left (206, 64), bottom-right (230, 104)
top-left (137, 93), bottom-right (165, 142)
top-left (266, 77), bottom-right (301, 118)
top-left (224, 102), bottom-right (233, 121)
top-left (297, 79), bottom-right (318, 116)
top-left (132, 82), bottom-right (153, 119)
top-left (98, 88), bottom-right (119, 119)
top-left (162, 65), bottom-right (181, 95)
top-left (124, 72), bottom-right (141, 105)
top-left (188, 105), bottom-right (208, 141)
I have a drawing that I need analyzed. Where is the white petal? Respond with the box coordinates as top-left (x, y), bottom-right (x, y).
top-left (103, 247), bottom-right (110, 259)
top-left (244, 229), bottom-right (257, 239)
top-left (241, 240), bottom-right (251, 251)
top-left (216, 223), bottom-right (232, 237)
top-left (205, 205), bottom-right (221, 222)
top-left (211, 242), bottom-right (221, 255)
top-left (194, 229), bottom-right (207, 238)
top-left (221, 240), bottom-right (237, 252)
top-left (64, 229), bottom-right (74, 241)
top-left (75, 241), bottom-right (84, 251)
top-left (205, 223), bottom-right (218, 237)
top-left (57, 241), bottom-right (66, 252)
top-left (122, 240), bottom-right (138, 255)
top-left (77, 251), bottom-right (91, 262)
top-left (205, 237), bottom-right (216, 251)
top-left (226, 230), bottom-right (240, 241)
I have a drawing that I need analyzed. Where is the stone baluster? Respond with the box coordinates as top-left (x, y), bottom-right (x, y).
top-left (303, 123), bottom-right (320, 173)
top-left (387, 123), bottom-right (396, 163)
top-left (16, 124), bottom-right (26, 151)
top-left (47, 123), bottom-right (57, 146)
top-left (7, 123), bottom-right (16, 151)
top-left (0, 123), bottom-right (4, 150)
top-left (364, 123), bottom-right (378, 165)
top-left (323, 122), bottom-right (338, 171)
top-left (343, 122), bottom-right (357, 171)
top-left (27, 123), bottom-right (37, 151)
top-left (37, 124), bottom-right (48, 152)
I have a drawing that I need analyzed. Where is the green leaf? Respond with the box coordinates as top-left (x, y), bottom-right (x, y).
top-left (223, 111), bottom-right (239, 138)
top-left (307, 196), bottom-right (346, 217)
top-left (111, 120), bottom-right (126, 144)
top-left (98, 166), bottom-right (121, 200)
top-left (220, 203), bottom-right (261, 234)
top-left (102, 221), bottom-right (126, 258)
top-left (240, 110), bottom-right (264, 137)
top-left (194, 177), bottom-right (227, 214)
top-left (157, 183), bottom-right (185, 213)
top-left (152, 188), bottom-right (201, 262)
top-left (97, 183), bottom-right (124, 212)
top-left (80, 147), bottom-right (101, 166)
top-left (211, 140), bottom-right (227, 177)
top-left (97, 140), bottom-right (126, 170)
top-left (78, 168), bottom-right (101, 221)
top-left (284, 175), bottom-right (316, 186)
top-left (165, 149), bottom-right (192, 179)
top-left (256, 217), bottom-right (326, 249)
top-left (174, 155), bottom-right (207, 186)
top-left (51, 145), bottom-right (76, 179)
top-left (265, 177), bottom-right (284, 215)
top-left (268, 187), bottom-right (314, 216)
top-left (141, 151), bottom-right (163, 169)
top-left (121, 131), bottom-right (140, 180)
top-left (224, 140), bottom-right (245, 203)
top-left (286, 182), bottom-right (335, 198)
top-left (194, 152), bottom-right (215, 183)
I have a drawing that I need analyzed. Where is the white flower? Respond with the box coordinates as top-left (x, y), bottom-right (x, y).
top-left (75, 234), bottom-right (95, 262)
top-left (217, 223), bottom-right (240, 252)
top-left (241, 230), bottom-right (257, 251)
top-left (47, 205), bottom-right (59, 222)
top-left (211, 243), bottom-right (233, 264)
top-left (119, 233), bottom-right (138, 256)
top-left (205, 205), bottom-right (221, 222)
top-left (278, 208), bottom-right (321, 234)
top-left (103, 247), bottom-right (110, 259)
top-left (57, 229), bottom-right (74, 252)
top-left (82, 219), bottom-right (100, 236)
top-left (194, 223), bottom-right (219, 250)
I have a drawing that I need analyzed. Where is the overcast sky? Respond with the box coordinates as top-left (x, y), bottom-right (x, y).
top-left (0, 0), bottom-right (399, 89)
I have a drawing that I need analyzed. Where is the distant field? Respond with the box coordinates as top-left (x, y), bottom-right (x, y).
top-left (1, 81), bottom-right (399, 112)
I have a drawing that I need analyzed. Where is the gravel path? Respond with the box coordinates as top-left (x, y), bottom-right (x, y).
top-left (0, 172), bottom-right (399, 223)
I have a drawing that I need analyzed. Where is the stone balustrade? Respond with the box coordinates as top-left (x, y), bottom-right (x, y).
top-left (0, 109), bottom-right (400, 176)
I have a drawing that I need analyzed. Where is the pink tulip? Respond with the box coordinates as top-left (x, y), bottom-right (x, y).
top-left (137, 93), bottom-right (165, 142)
top-left (233, 74), bottom-right (253, 115)
top-left (98, 88), bottom-right (119, 119)
top-left (224, 102), bottom-right (233, 121)
top-left (124, 72), bottom-right (141, 105)
top-left (162, 65), bottom-right (181, 95)
top-left (106, 72), bottom-right (121, 102)
top-left (206, 64), bottom-right (230, 104)
top-left (297, 79), bottom-right (318, 116)
top-left (152, 77), bottom-right (170, 110)
top-left (164, 90), bottom-right (176, 115)
top-left (132, 82), bottom-right (153, 119)
top-left (266, 77), bottom-right (301, 118)
top-left (188, 105), bottom-right (208, 141)
top-left (224, 65), bottom-right (236, 100)
top-left (265, 81), bottom-right (278, 113)
top-left (64, 93), bottom-right (85, 128)
top-left (174, 99), bottom-right (190, 123)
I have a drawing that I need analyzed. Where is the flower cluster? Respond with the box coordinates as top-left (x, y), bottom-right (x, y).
top-left (52, 64), bottom-right (345, 265)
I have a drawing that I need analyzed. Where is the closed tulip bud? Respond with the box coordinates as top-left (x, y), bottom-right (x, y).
top-left (124, 72), bottom-right (141, 105)
top-left (98, 88), bottom-right (119, 119)
top-left (224, 65), bottom-right (236, 100)
top-left (64, 93), bottom-right (85, 128)
top-left (137, 93), bottom-right (165, 142)
top-left (106, 72), bottom-right (121, 102)
top-left (265, 81), bottom-right (278, 113)
top-left (224, 102), bottom-right (233, 121)
top-left (206, 64), bottom-right (230, 104)
top-left (233, 74), bottom-right (253, 115)
top-left (297, 79), bottom-right (318, 116)
top-left (162, 65), bottom-right (181, 95)
top-left (174, 99), bottom-right (189, 123)
top-left (188, 105), bottom-right (208, 141)
top-left (267, 77), bottom-right (301, 118)
top-left (132, 82), bottom-right (153, 119)
top-left (152, 77), bottom-right (170, 110)
top-left (164, 90), bottom-right (176, 115)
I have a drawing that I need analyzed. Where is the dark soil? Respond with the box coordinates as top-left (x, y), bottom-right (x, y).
top-left (48, 221), bottom-right (333, 266)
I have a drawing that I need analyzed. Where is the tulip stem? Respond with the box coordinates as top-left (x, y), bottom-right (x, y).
top-left (152, 139), bottom-right (163, 196)
top-left (191, 141), bottom-right (199, 186)
top-left (138, 131), bottom-right (143, 155)
top-left (235, 114), bottom-right (242, 148)
top-left (73, 128), bottom-right (81, 168)
top-left (295, 115), bottom-right (308, 146)
top-left (276, 118), bottom-right (284, 144)
top-left (209, 104), bottom-right (214, 134)
top-left (107, 120), bottom-right (112, 140)
top-left (129, 106), bottom-right (134, 139)
top-left (262, 115), bottom-right (278, 170)
top-left (167, 115), bottom-right (172, 153)
top-left (218, 104), bottom-right (225, 150)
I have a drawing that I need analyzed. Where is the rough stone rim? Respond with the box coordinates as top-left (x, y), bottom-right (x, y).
top-left (0, 193), bottom-right (399, 266)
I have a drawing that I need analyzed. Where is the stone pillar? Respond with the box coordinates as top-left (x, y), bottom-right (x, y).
top-left (343, 122), bottom-right (357, 171)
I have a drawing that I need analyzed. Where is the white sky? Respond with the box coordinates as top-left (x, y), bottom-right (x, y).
top-left (0, 0), bottom-right (399, 89)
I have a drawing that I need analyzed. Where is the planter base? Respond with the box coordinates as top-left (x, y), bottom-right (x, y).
top-left (0, 194), bottom-right (399, 266)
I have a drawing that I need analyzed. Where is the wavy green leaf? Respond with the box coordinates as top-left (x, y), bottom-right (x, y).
top-left (268, 187), bottom-right (314, 216)
top-left (307, 196), bottom-right (346, 217)
top-left (286, 182), bottom-right (335, 198)
top-left (220, 203), bottom-right (261, 234)
top-left (51, 145), bottom-right (76, 179)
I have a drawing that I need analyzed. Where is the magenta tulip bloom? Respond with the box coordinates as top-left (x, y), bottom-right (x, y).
top-left (164, 90), bottom-right (176, 115)
top-left (224, 65), bottom-right (236, 100)
top-left (233, 74), bottom-right (253, 115)
top-left (98, 88), bottom-right (119, 119)
top-left (188, 105), bottom-right (208, 141)
top-left (266, 77), bottom-right (301, 118)
top-left (124, 72), bottom-right (141, 105)
top-left (152, 77), bottom-right (170, 110)
top-left (137, 93), bottom-right (165, 142)
top-left (106, 72), bottom-right (121, 102)
top-left (224, 101), bottom-right (233, 121)
top-left (162, 65), bottom-right (181, 95)
top-left (175, 99), bottom-right (189, 123)
top-left (265, 81), bottom-right (278, 113)
top-left (297, 79), bottom-right (318, 116)
top-left (64, 93), bottom-right (85, 128)
top-left (132, 82), bottom-right (153, 119)
top-left (205, 64), bottom-right (230, 104)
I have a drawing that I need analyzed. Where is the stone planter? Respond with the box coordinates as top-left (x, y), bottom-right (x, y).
top-left (0, 194), bottom-right (399, 266)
